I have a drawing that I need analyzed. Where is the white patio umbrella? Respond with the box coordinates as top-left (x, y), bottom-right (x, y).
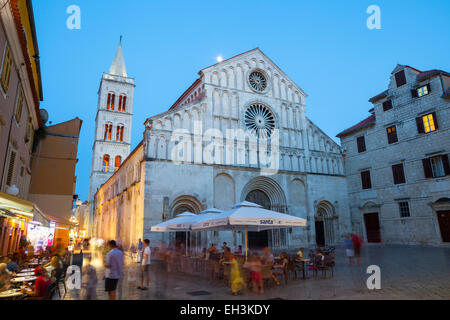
top-left (167, 208), bottom-right (223, 253)
top-left (191, 201), bottom-right (306, 260)
top-left (150, 211), bottom-right (195, 255)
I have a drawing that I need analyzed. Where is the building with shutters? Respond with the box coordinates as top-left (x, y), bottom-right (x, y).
top-left (337, 64), bottom-right (450, 246)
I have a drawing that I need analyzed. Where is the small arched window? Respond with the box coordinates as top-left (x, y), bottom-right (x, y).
top-left (102, 155), bottom-right (110, 172)
top-left (118, 94), bottom-right (127, 112)
top-left (104, 122), bottom-right (113, 141)
top-left (107, 93), bottom-right (116, 110)
top-left (115, 156), bottom-right (122, 170)
top-left (116, 124), bottom-right (124, 142)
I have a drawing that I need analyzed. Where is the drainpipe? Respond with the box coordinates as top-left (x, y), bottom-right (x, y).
top-left (439, 72), bottom-right (446, 96)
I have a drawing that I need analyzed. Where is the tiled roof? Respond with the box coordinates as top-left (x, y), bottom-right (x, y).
top-left (336, 114), bottom-right (376, 138)
top-left (416, 69), bottom-right (450, 82)
top-left (368, 90), bottom-right (389, 103)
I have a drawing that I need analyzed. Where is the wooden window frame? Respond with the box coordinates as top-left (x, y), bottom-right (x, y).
top-left (398, 201), bottom-right (410, 218)
top-left (392, 163), bottom-right (406, 185)
top-left (382, 99), bottom-right (393, 112)
top-left (357, 136), bottom-right (366, 153)
top-left (394, 70), bottom-right (406, 88)
top-left (423, 155), bottom-right (450, 179)
top-left (360, 170), bottom-right (372, 190)
top-left (386, 125), bottom-right (398, 144)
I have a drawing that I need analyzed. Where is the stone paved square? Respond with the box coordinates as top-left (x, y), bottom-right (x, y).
top-left (65, 245), bottom-right (450, 300)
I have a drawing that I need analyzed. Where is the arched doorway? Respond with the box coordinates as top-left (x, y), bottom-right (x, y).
top-left (241, 176), bottom-right (288, 250)
top-left (246, 190), bottom-right (270, 249)
top-left (169, 195), bottom-right (203, 249)
top-left (315, 201), bottom-right (337, 246)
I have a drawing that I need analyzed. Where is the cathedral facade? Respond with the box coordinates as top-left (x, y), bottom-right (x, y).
top-left (92, 48), bottom-right (351, 251)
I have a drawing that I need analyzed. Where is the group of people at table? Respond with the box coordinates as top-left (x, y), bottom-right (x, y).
top-left (181, 242), bottom-right (325, 295)
top-left (0, 251), bottom-right (67, 300)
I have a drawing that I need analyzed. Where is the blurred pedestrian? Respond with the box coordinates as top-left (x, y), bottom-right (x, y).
top-left (352, 233), bottom-right (363, 266)
top-left (138, 239), bottom-right (151, 290)
top-left (104, 240), bottom-right (124, 300)
top-left (345, 234), bottom-right (354, 266)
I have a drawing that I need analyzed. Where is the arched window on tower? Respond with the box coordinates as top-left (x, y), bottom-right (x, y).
top-left (107, 93), bottom-right (116, 110)
top-left (115, 156), bottom-right (122, 171)
top-left (102, 154), bottom-right (110, 172)
top-left (104, 122), bottom-right (113, 141)
top-left (118, 95), bottom-right (127, 112)
top-left (116, 124), bottom-right (124, 142)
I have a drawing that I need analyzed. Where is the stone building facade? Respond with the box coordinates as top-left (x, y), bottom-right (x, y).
top-left (337, 65), bottom-right (450, 246)
top-left (93, 48), bottom-right (351, 251)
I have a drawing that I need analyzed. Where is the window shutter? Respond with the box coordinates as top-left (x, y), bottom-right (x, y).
top-left (442, 155), bottom-right (450, 176)
top-left (357, 136), bottom-right (366, 153)
top-left (411, 89), bottom-right (418, 98)
top-left (6, 151), bottom-right (16, 186)
top-left (392, 164), bottom-right (405, 184)
top-left (395, 70), bottom-right (406, 87)
top-left (432, 112), bottom-right (439, 130)
top-left (416, 117), bottom-right (425, 134)
top-left (422, 158), bottom-right (433, 178)
top-left (426, 84), bottom-right (431, 93)
top-left (361, 171), bottom-right (372, 189)
top-left (383, 100), bottom-right (393, 111)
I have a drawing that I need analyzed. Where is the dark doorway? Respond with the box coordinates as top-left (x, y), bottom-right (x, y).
top-left (315, 221), bottom-right (325, 246)
top-left (175, 232), bottom-right (190, 249)
top-left (246, 190), bottom-right (270, 249)
top-left (437, 211), bottom-right (450, 242)
top-left (364, 212), bottom-right (381, 243)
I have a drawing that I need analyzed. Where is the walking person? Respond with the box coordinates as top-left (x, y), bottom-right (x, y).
top-left (104, 240), bottom-right (124, 300)
top-left (138, 239), bottom-right (151, 290)
top-left (137, 238), bottom-right (143, 263)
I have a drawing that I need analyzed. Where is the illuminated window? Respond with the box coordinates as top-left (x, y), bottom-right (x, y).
top-left (117, 95), bottom-right (127, 112)
top-left (107, 93), bottom-right (115, 110)
top-left (102, 155), bottom-right (110, 172)
top-left (104, 123), bottom-right (113, 140)
top-left (1, 44), bottom-right (12, 93)
top-left (115, 156), bottom-right (122, 170)
top-left (417, 85), bottom-right (429, 97)
top-left (422, 114), bottom-right (436, 133)
top-left (116, 125), bottom-right (124, 142)
top-left (386, 125), bottom-right (398, 144)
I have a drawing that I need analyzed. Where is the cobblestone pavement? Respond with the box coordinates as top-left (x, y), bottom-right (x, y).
top-left (65, 245), bottom-right (450, 300)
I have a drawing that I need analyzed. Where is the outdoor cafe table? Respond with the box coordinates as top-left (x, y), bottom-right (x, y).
top-left (16, 272), bottom-right (35, 277)
top-left (0, 289), bottom-right (24, 299)
top-left (10, 276), bottom-right (37, 283)
top-left (20, 268), bottom-right (35, 272)
top-left (296, 259), bottom-right (310, 280)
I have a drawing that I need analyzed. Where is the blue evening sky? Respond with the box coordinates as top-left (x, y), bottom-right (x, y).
top-left (32, 0), bottom-right (450, 201)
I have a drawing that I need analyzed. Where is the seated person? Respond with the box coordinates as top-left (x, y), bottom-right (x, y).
top-left (261, 247), bottom-right (274, 266)
top-left (21, 266), bottom-right (51, 299)
top-left (0, 263), bottom-right (12, 293)
top-left (44, 255), bottom-right (63, 281)
top-left (234, 245), bottom-right (243, 255)
top-left (297, 248), bottom-right (304, 260)
top-left (271, 252), bottom-right (288, 285)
